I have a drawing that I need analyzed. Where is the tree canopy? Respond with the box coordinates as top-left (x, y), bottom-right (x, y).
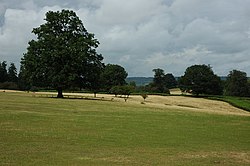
top-left (152, 68), bottom-right (167, 93)
top-left (21, 10), bottom-right (103, 97)
top-left (0, 61), bottom-right (8, 83)
top-left (7, 63), bottom-right (18, 83)
top-left (101, 64), bottom-right (128, 91)
top-left (150, 68), bottom-right (176, 93)
top-left (165, 73), bottom-right (177, 89)
top-left (179, 64), bottom-right (223, 95)
top-left (224, 70), bottom-right (249, 97)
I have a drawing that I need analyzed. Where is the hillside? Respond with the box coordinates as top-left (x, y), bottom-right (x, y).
top-left (126, 77), bottom-right (153, 86)
top-left (126, 76), bottom-right (236, 86)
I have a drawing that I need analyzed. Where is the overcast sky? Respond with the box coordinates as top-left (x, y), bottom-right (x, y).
top-left (0, 0), bottom-right (250, 76)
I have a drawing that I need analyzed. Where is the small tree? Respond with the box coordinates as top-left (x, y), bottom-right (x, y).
top-left (121, 85), bottom-right (134, 98)
top-left (110, 85), bottom-right (134, 101)
top-left (141, 93), bottom-right (148, 101)
top-left (7, 63), bottom-right (18, 83)
top-left (224, 70), bottom-right (249, 97)
top-left (0, 61), bottom-right (8, 83)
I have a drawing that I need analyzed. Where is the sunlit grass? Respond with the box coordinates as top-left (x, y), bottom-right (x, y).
top-left (0, 92), bottom-right (250, 165)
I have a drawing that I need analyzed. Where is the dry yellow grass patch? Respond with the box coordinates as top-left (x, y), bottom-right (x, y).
top-left (133, 95), bottom-right (249, 116)
top-left (4, 89), bottom-right (249, 116)
top-left (180, 151), bottom-right (250, 165)
top-left (63, 92), bottom-right (250, 116)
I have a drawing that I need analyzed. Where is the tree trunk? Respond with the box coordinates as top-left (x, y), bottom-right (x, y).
top-left (57, 87), bottom-right (63, 98)
top-left (94, 92), bottom-right (97, 98)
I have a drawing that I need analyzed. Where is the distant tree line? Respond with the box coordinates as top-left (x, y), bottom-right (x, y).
top-left (1, 10), bottom-right (249, 98)
top-left (0, 61), bottom-right (18, 90)
top-left (2, 60), bottom-right (249, 98)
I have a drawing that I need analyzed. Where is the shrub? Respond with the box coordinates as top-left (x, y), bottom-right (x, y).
top-left (110, 85), bottom-right (134, 97)
top-left (141, 93), bottom-right (148, 101)
top-left (0, 82), bottom-right (18, 90)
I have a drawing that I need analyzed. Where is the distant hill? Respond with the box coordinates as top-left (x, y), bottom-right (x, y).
top-left (126, 77), bottom-right (153, 86)
top-left (127, 76), bottom-right (230, 86)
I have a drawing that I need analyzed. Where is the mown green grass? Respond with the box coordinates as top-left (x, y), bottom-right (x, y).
top-left (0, 92), bottom-right (250, 165)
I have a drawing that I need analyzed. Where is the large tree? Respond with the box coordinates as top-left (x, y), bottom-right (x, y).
top-left (21, 10), bottom-right (103, 98)
top-left (224, 70), bottom-right (249, 97)
top-left (101, 64), bottom-right (128, 91)
top-left (179, 64), bottom-right (223, 96)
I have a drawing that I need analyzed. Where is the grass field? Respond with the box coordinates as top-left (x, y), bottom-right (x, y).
top-left (0, 91), bottom-right (250, 165)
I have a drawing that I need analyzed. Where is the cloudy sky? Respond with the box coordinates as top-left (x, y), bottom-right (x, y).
top-left (0, 0), bottom-right (250, 76)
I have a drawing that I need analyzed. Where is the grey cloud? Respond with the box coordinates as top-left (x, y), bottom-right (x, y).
top-left (0, 0), bottom-right (250, 77)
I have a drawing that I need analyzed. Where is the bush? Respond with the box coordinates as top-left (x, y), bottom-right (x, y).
top-left (140, 93), bottom-right (148, 101)
top-left (30, 86), bottom-right (39, 92)
top-left (0, 82), bottom-right (18, 90)
top-left (110, 85), bottom-right (134, 97)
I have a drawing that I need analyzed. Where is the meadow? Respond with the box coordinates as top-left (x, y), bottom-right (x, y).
top-left (0, 91), bottom-right (250, 165)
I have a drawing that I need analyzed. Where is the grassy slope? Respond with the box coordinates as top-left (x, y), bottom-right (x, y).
top-left (0, 92), bottom-right (250, 165)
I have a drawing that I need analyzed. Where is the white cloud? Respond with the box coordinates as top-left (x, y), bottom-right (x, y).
top-left (0, 9), bottom-right (39, 63)
top-left (0, 6), bottom-right (63, 64)
top-left (0, 0), bottom-right (250, 77)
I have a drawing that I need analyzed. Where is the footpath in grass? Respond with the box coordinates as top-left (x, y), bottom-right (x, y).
top-left (0, 92), bottom-right (250, 165)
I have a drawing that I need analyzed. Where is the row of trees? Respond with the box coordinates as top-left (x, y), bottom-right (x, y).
top-left (0, 62), bottom-right (18, 83)
top-left (0, 62), bottom-right (19, 90)
top-left (1, 10), bottom-right (249, 98)
top-left (1, 60), bottom-right (249, 98)
top-left (179, 65), bottom-right (250, 97)
top-left (146, 65), bottom-right (249, 97)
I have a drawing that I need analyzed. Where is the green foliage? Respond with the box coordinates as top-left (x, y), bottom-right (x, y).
top-left (7, 63), bottom-right (18, 83)
top-left (0, 61), bottom-right (8, 83)
top-left (101, 64), bottom-right (128, 90)
top-left (165, 73), bottom-right (177, 89)
top-left (150, 68), bottom-right (176, 93)
top-left (128, 81), bottom-right (136, 87)
top-left (224, 70), bottom-right (249, 97)
top-left (0, 62), bottom-right (18, 89)
top-left (152, 68), bottom-right (166, 93)
top-left (0, 82), bottom-right (18, 90)
top-left (21, 10), bottom-right (103, 97)
top-left (18, 64), bottom-right (31, 90)
top-left (140, 93), bottom-right (148, 101)
top-left (179, 64), bottom-right (223, 96)
top-left (110, 85), bottom-right (134, 97)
